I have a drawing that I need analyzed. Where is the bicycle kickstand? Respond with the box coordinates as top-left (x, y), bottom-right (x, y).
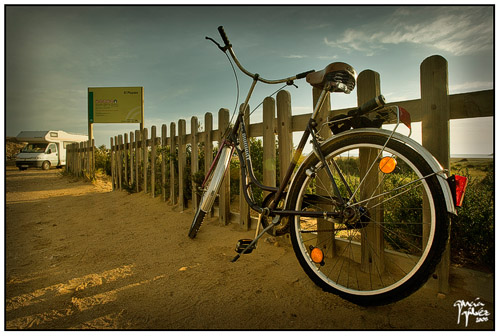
top-left (231, 213), bottom-right (275, 262)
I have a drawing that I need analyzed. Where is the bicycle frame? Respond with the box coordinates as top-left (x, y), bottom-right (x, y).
top-left (214, 78), bottom-right (344, 221)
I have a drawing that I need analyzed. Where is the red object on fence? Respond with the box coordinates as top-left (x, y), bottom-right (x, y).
top-left (454, 174), bottom-right (468, 207)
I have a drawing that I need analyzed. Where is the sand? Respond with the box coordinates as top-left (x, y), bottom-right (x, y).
top-left (5, 167), bottom-right (494, 330)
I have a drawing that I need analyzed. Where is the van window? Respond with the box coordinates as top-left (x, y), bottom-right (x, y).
top-left (21, 143), bottom-right (47, 153)
top-left (47, 143), bottom-right (57, 154)
top-left (50, 132), bottom-right (58, 137)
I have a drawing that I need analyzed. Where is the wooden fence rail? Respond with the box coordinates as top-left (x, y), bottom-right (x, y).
top-left (67, 55), bottom-right (493, 293)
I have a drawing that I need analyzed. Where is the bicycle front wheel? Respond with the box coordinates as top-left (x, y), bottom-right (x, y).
top-left (288, 132), bottom-right (449, 306)
top-left (188, 144), bottom-right (233, 239)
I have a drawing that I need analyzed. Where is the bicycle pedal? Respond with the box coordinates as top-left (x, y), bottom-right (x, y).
top-left (235, 239), bottom-right (255, 254)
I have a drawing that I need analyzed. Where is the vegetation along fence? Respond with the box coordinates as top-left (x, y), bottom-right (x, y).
top-left (67, 55), bottom-right (493, 292)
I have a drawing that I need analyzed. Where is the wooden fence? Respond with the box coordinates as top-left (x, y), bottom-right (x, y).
top-left (67, 55), bottom-right (493, 292)
top-left (66, 139), bottom-right (95, 180)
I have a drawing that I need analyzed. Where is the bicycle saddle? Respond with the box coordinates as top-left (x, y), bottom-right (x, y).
top-left (306, 62), bottom-right (357, 93)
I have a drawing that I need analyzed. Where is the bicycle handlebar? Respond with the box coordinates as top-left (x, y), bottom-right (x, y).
top-left (214, 26), bottom-right (314, 85)
top-left (296, 70), bottom-right (316, 79)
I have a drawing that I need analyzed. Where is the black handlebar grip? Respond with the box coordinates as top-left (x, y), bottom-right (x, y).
top-left (296, 69), bottom-right (315, 79)
top-left (358, 95), bottom-right (386, 114)
top-left (218, 26), bottom-right (230, 46)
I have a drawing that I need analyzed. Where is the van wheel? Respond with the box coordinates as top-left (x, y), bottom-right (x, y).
top-left (41, 161), bottom-right (51, 170)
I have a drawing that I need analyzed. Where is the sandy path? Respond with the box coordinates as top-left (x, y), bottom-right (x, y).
top-left (5, 167), bottom-right (494, 330)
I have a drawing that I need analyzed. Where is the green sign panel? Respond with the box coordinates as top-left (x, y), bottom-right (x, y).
top-left (88, 87), bottom-right (143, 123)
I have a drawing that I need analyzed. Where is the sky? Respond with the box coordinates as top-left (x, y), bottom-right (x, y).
top-left (4, 5), bottom-right (494, 156)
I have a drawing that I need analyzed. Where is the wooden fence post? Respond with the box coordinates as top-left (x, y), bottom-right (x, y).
top-left (129, 131), bottom-right (134, 187)
top-left (123, 133), bottom-right (128, 186)
top-left (91, 139), bottom-right (95, 180)
top-left (312, 86), bottom-right (334, 254)
top-left (263, 97), bottom-right (276, 197)
top-left (72, 143), bottom-right (76, 175)
top-left (151, 126), bottom-right (157, 198)
top-left (73, 143), bottom-right (76, 175)
top-left (170, 122), bottom-right (177, 206)
top-left (274, 91), bottom-right (294, 239)
top-left (66, 144), bottom-right (70, 173)
top-left (75, 143), bottom-right (78, 175)
top-left (276, 90), bottom-right (293, 185)
top-left (66, 144), bottom-right (71, 173)
top-left (74, 143), bottom-right (77, 175)
top-left (75, 142), bottom-right (78, 176)
top-left (178, 119), bottom-right (187, 211)
top-left (75, 142), bottom-right (79, 176)
top-left (204, 112), bottom-right (214, 172)
top-left (239, 104), bottom-right (251, 230)
top-left (82, 141), bottom-right (86, 177)
top-left (110, 137), bottom-right (115, 190)
top-left (191, 116), bottom-right (200, 209)
top-left (356, 70), bottom-right (385, 273)
top-left (135, 130), bottom-right (140, 193)
top-left (86, 140), bottom-right (90, 179)
top-left (162, 124), bottom-right (167, 202)
top-left (218, 108), bottom-right (231, 225)
top-left (79, 142), bottom-right (82, 176)
top-left (204, 112), bottom-right (214, 217)
top-left (118, 135), bottom-right (123, 190)
top-left (421, 55), bottom-right (451, 294)
top-left (143, 127), bottom-right (148, 194)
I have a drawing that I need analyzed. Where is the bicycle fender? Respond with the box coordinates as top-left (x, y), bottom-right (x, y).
top-left (285, 128), bottom-right (456, 215)
top-left (199, 145), bottom-right (233, 212)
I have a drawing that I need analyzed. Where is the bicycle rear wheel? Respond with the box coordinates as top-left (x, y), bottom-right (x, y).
top-left (188, 144), bottom-right (233, 238)
top-left (288, 132), bottom-right (449, 306)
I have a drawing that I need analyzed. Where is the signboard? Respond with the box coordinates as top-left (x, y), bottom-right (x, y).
top-left (88, 87), bottom-right (143, 123)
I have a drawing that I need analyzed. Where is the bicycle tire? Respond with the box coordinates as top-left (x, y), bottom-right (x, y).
top-left (188, 156), bottom-right (217, 239)
top-left (288, 132), bottom-right (449, 306)
top-left (189, 208), bottom-right (207, 239)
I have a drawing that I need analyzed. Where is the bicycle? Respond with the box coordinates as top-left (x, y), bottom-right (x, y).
top-left (189, 26), bottom-right (467, 306)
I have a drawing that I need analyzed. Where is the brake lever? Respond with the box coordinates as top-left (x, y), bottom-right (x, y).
top-left (205, 36), bottom-right (227, 53)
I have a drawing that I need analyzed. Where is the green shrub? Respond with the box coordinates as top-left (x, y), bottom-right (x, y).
top-left (95, 145), bottom-right (111, 175)
top-left (450, 169), bottom-right (494, 269)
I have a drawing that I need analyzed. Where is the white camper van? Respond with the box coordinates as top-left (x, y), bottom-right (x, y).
top-left (15, 131), bottom-right (88, 170)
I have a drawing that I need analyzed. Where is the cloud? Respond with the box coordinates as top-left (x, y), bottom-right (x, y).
top-left (283, 54), bottom-right (339, 60)
top-left (316, 55), bottom-right (339, 61)
top-left (324, 7), bottom-right (493, 56)
top-left (283, 54), bottom-right (308, 59)
top-left (305, 23), bottom-right (332, 30)
top-left (449, 81), bottom-right (493, 93)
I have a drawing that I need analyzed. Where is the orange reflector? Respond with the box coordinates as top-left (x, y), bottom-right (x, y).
top-left (311, 247), bottom-right (324, 264)
top-left (379, 156), bottom-right (397, 174)
top-left (454, 175), bottom-right (468, 207)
